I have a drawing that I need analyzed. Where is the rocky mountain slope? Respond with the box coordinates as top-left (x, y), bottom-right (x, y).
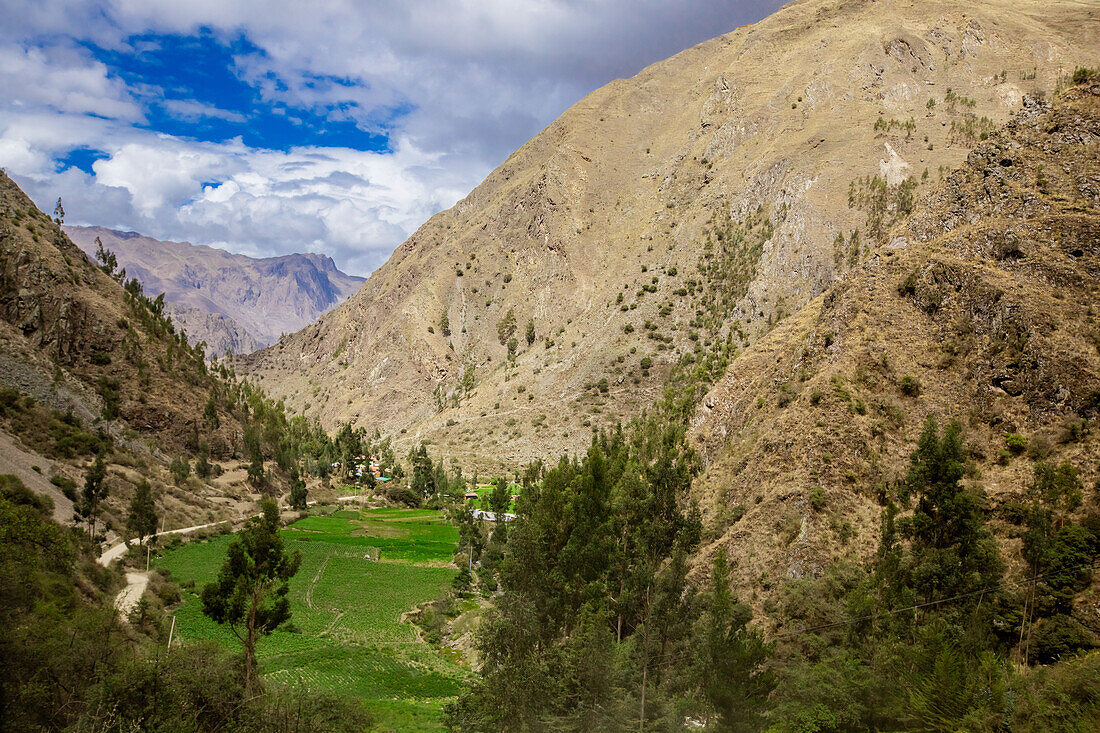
top-left (65, 226), bottom-right (364, 355)
top-left (0, 177), bottom-right (242, 453)
top-left (239, 0), bottom-right (1099, 472)
top-left (689, 74), bottom-right (1099, 611)
top-left (0, 172), bottom-right (260, 536)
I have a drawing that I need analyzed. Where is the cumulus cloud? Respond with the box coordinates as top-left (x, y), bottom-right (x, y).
top-left (1, 1), bottom-right (779, 275)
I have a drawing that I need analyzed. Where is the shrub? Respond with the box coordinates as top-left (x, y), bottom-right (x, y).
top-left (1030, 614), bottom-right (1095, 664)
top-left (1027, 434), bottom-right (1052, 460)
top-left (809, 487), bottom-right (826, 512)
top-left (50, 473), bottom-right (78, 501)
top-left (899, 375), bottom-right (921, 397)
top-left (1004, 432), bottom-right (1028, 456)
top-left (777, 383), bottom-right (797, 408)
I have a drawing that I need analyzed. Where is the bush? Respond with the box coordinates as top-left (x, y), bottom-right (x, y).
top-left (384, 484), bottom-right (421, 507)
top-left (809, 487), bottom-right (827, 512)
top-left (1004, 432), bottom-right (1028, 455)
top-left (1030, 614), bottom-right (1095, 664)
top-left (50, 473), bottom-right (78, 501)
top-left (999, 500), bottom-right (1030, 526)
top-left (778, 383), bottom-right (797, 408)
top-left (899, 375), bottom-right (921, 397)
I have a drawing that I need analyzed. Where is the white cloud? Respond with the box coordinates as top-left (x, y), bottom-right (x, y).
top-left (0, 1), bottom-right (779, 275)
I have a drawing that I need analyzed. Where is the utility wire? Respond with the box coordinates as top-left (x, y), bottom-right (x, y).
top-left (771, 559), bottom-right (1100, 638)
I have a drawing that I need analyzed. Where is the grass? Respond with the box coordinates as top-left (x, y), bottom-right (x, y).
top-left (156, 507), bottom-right (466, 732)
top-left (472, 483), bottom-right (522, 512)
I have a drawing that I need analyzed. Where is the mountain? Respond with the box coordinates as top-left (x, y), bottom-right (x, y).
top-left (64, 226), bottom-right (365, 354)
top-left (0, 170), bottom-right (256, 533)
top-left (0, 176), bottom-right (240, 454)
top-left (688, 73), bottom-right (1100, 607)
top-left (238, 0), bottom-right (1099, 474)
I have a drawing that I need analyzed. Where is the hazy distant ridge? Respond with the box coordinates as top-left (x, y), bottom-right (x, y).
top-left (65, 226), bottom-right (365, 354)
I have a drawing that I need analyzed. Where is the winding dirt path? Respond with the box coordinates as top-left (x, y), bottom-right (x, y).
top-left (102, 497), bottom-right (363, 621)
top-left (101, 521), bottom-right (233, 620)
top-left (114, 572), bottom-right (150, 618)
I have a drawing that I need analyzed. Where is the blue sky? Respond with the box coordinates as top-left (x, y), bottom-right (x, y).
top-left (1, 1), bottom-right (778, 275)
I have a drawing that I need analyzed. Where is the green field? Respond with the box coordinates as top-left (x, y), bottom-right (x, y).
top-left (472, 483), bottom-right (521, 512)
top-left (156, 508), bottom-right (468, 731)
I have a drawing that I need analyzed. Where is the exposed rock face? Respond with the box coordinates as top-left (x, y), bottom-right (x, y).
top-left (0, 173), bottom-right (243, 455)
top-left (64, 226), bottom-right (364, 354)
top-left (689, 78), bottom-right (1100, 608)
top-left (162, 303), bottom-right (261, 358)
top-left (240, 0), bottom-right (1098, 473)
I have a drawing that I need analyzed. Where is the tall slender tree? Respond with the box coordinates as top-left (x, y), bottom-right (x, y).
top-left (125, 479), bottom-right (158, 546)
top-left (201, 499), bottom-right (301, 690)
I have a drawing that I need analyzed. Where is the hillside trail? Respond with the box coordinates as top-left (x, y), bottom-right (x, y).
top-left (100, 521), bottom-right (226, 621)
top-left (114, 572), bottom-right (150, 619)
top-left (102, 496), bottom-right (365, 620)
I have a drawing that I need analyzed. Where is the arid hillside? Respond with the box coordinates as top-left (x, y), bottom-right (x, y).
top-left (239, 0), bottom-right (1099, 473)
top-left (0, 175), bottom-right (244, 456)
top-left (689, 75), bottom-right (1099, 613)
top-left (1, 171), bottom-right (322, 531)
top-left (65, 226), bottom-right (364, 354)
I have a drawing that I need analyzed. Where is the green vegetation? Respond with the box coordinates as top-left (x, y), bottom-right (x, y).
top-left (158, 507), bottom-right (466, 730)
top-left (696, 206), bottom-right (771, 327)
top-left (447, 416), bottom-right (1100, 731)
top-left (201, 499), bottom-right (302, 690)
top-left (848, 174), bottom-right (917, 244)
top-left (0, 475), bottom-right (370, 732)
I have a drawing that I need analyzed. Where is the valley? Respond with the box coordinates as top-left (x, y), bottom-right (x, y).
top-left (1, 0), bottom-right (1099, 731)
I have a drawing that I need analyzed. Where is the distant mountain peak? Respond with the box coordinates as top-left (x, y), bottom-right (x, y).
top-left (64, 226), bottom-right (364, 354)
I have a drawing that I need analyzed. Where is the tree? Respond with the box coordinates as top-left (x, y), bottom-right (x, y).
top-left (410, 444), bottom-right (434, 498)
top-left (201, 499), bottom-right (301, 690)
top-left (53, 197), bottom-right (64, 224)
top-left (204, 391), bottom-right (220, 428)
top-left (169, 455), bottom-right (190, 485)
top-left (696, 548), bottom-right (774, 729)
top-left (440, 310), bottom-right (451, 337)
top-left (489, 477), bottom-right (510, 517)
top-left (497, 307), bottom-right (516, 345)
top-left (125, 479), bottom-right (158, 546)
top-left (94, 236), bottom-right (118, 277)
top-left (525, 319), bottom-right (536, 346)
top-left (79, 451), bottom-right (109, 538)
top-left (289, 467), bottom-right (308, 510)
top-left (195, 443), bottom-right (212, 480)
top-left (896, 417), bottom-right (1001, 605)
top-left (245, 424), bottom-right (265, 487)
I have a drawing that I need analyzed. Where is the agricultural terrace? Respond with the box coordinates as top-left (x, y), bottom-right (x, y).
top-left (156, 507), bottom-right (467, 732)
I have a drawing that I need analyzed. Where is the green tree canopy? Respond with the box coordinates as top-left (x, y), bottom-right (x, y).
top-left (201, 499), bottom-right (301, 690)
